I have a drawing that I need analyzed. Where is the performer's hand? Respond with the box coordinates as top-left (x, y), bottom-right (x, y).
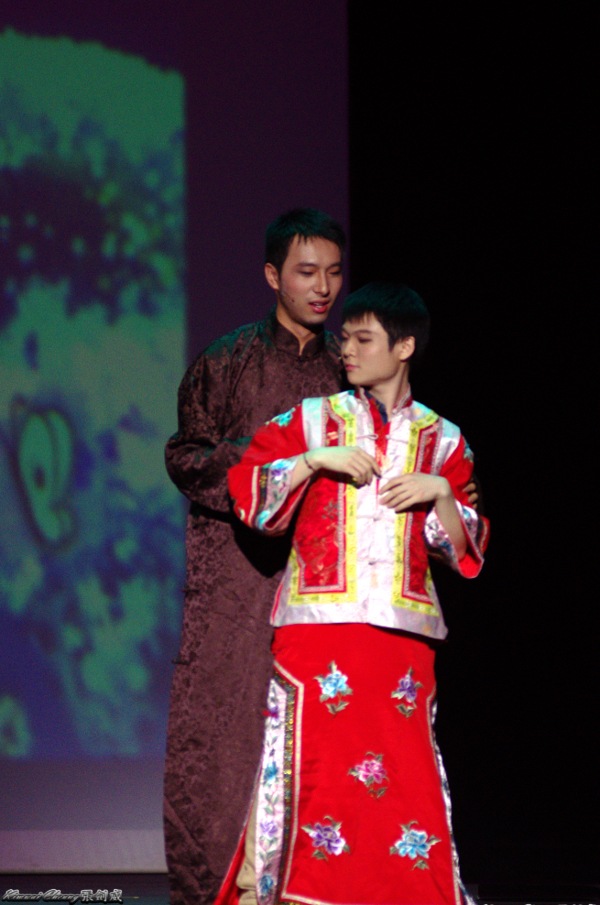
top-left (306, 446), bottom-right (381, 485)
top-left (379, 473), bottom-right (452, 512)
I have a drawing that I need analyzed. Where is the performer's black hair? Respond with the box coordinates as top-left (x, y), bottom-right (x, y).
top-left (342, 282), bottom-right (430, 360)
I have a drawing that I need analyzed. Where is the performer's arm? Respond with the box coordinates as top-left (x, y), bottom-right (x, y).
top-left (228, 405), bottom-right (308, 533)
top-left (379, 473), bottom-right (468, 559)
top-left (229, 408), bottom-right (381, 532)
top-left (379, 434), bottom-right (488, 577)
top-left (289, 446), bottom-right (380, 491)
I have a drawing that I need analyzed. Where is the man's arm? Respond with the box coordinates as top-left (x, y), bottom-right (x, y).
top-left (165, 338), bottom-right (251, 514)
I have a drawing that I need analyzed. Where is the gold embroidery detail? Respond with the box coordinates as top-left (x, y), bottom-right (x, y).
top-left (391, 412), bottom-right (441, 614)
top-left (288, 397), bottom-right (357, 605)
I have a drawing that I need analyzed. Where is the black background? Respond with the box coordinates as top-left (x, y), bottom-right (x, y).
top-left (347, 2), bottom-right (596, 882)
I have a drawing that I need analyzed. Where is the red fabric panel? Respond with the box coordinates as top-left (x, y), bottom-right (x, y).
top-left (272, 623), bottom-right (462, 905)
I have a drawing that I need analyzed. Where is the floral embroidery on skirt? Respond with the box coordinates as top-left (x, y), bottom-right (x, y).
top-left (251, 623), bottom-right (472, 905)
top-left (390, 820), bottom-right (441, 870)
top-left (348, 753), bottom-right (389, 797)
top-left (315, 660), bottom-right (353, 714)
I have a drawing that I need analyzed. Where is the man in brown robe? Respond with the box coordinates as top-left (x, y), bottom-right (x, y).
top-left (164, 208), bottom-right (347, 905)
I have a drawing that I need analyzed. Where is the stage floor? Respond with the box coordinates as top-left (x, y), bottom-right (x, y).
top-left (1, 874), bottom-right (599, 905)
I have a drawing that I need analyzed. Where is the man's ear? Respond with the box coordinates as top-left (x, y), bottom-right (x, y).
top-left (264, 262), bottom-right (280, 292)
top-left (396, 335), bottom-right (415, 361)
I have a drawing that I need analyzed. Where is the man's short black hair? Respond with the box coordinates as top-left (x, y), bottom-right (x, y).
top-left (342, 282), bottom-right (430, 360)
top-left (265, 207), bottom-right (346, 274)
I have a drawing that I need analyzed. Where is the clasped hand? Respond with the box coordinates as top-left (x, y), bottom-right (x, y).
top-left (304, 446), bottom-right (450, 513)
top-left (378, 472), bottom-right (451, 513)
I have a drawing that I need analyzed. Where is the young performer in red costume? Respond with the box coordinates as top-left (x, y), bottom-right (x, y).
top-left (228, 282), bottom-right (489, 905)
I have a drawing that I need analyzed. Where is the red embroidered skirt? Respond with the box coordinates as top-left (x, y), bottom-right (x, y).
top-left (253, 622), bottom-right (468, 905)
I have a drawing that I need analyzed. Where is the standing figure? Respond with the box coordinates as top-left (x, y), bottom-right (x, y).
top-left (228, 283), bottom-right (489, 905)
top-left (164, 209), bottom-right (347, 905)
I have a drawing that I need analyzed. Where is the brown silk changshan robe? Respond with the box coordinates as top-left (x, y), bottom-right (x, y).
top-left (164, 309), bottom-right (342, 905)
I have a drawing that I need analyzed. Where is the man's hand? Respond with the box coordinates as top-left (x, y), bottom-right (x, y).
top-left (379, 473), bottom-right (451, 513)
top-left (464, 480), bottom-right (478, 508)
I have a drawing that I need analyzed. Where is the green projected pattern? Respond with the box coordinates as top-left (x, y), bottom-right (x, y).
top-left (0, 31), bottom-right (185, 757)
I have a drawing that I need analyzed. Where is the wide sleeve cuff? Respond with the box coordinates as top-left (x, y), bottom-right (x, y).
top-left (424, 502), bottom-right (486, 578)
top-left (254, 457), bottom-right (308, 534)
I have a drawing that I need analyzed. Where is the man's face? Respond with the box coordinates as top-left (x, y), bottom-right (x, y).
top-left (341, 314), bottom-right (413, 390)
top-left (265, 236), bottom-right (343, 333)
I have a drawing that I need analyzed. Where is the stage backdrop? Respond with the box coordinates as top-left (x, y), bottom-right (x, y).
top-left (0, 1), bottom-right (348, 872)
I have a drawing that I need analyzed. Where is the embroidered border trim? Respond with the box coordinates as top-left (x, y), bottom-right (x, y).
top-left (275, 664), bottom-right (305, 901)
top-left (391, 412), bottom-right (442, 614)
top-left (426, 692), bottom-right (463, 905)
top-left (287, 396), bottom-right (358, 604)
top-left (255, 668), bottom-right (301, 905)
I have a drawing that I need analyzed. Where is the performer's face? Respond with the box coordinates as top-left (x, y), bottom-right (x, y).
top-left (265, 236), bottom-right (343, 333)
top-left (341, 314), bottom-right (414, 390)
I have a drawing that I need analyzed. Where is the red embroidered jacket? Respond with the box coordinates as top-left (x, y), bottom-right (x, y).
top-left (228, 389), bottom-right (488, 640)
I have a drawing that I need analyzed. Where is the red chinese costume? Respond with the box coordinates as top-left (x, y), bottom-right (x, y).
top-left (228, 388), bottom-right (489, 905)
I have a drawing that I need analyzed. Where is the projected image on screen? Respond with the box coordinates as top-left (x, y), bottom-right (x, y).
top-left (0, 30), bottom-right (185, 759)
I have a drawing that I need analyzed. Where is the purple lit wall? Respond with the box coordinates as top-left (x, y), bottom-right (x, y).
top-left (0, 0), bottom-right (347, 872)
top-left (186, 3), bottom-right (350, 350)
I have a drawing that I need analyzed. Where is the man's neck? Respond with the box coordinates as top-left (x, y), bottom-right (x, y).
top-left (275, 309), bottom-right (321, 353)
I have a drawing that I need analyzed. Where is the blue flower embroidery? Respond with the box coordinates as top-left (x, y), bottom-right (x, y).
top-left (390, 821), bottom-right (440, 870)
top-left (315, 661), bottom-right (353, 714)
top-left (269, 409), bottom-right (294, 428)
top-left (391, 667), bottom-right (423, 717)
top-left (258, 873), bottom-right (275, 899)
top-left (263, 760), bottom-right (278, 785)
